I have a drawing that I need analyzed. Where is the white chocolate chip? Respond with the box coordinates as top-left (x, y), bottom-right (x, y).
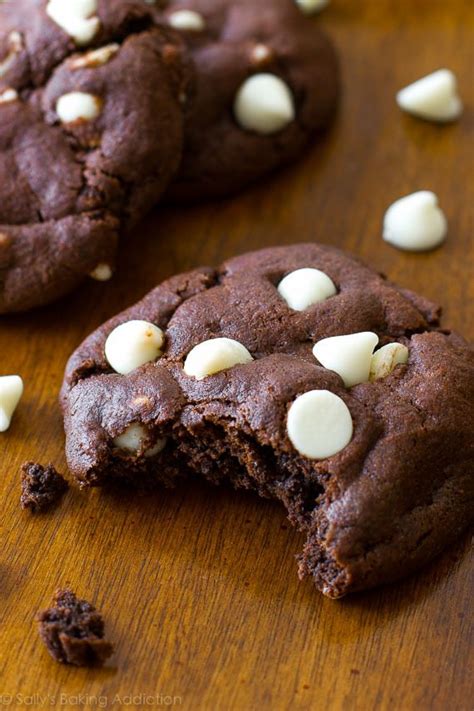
top-left (287, 390), bottom-right (353, 460)
top-left (113, 422), bottom-right (166, 457)
top-left (113, 422), bottom-right (145, 452)
top-left (8, 31), bottom-right (23, 52)
top-left (184, 338), bottom-right (253, 380)
top-left (0, 375), bottom-right (24, 432)
top-left (295, 0), bottom-right (330, 14)
top-left (313, 332), bottom-right (379, 388)
top-left (397, 69), bottom-right (462, 123)
top-left (168, 10), bottom-right (206, 32)
top-left (70, 43), bottom-right (119, 70)
top-left (383, 191), bottom-right (447, 251)
top-left (234, 73), bottom-right (295, 135)
top-left (277, 268), bottom-right (337, 311)
top-left (144, 438), bottom-right (167, 458)
top-left (46, 0), bottom-right (100, 46)
top-left (90, 263), bottom-right (113, 281)
top-left (0, 88), bottom-right (18, 104)
top-left (251, 44), bottom-right (272, 65)
top-left (370, 343), bottom-right (409, 381)
top-left (105, 320), bottom-right (165, 375)
top-left (56, 91), bottom-right (102, 123)
top-left (0, 31), bottom-right (23, 77)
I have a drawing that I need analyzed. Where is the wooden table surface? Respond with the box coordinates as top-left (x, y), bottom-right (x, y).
top-left (1, 1), bottom-right (473, 709)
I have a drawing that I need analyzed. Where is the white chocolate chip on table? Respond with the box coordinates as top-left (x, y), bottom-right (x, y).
top-left (287, 390), bottom-right (353, 460)
top-left (46, 0), bottom-right (101, 46)
top-left (168, 10), bottom-right (206, 32)
top-left (397, 69), bottom-right (463, 123)
top-left (383, 191), bottom-right (447, 251)
top-left (313, 332), bottom-right (379, 388)
top-left (56, 92), bottom-right (102, 124)
top-left (184, 338), bottom-right (253, 380)
top-left (370, 343), bottom-right (409, 382)
top-left (234, 73), bottom-right (296, 135)
top-left (295, 0), bottom-right (330, 15)
top-left (278, 268), bottom-right (337, 311)
top-left (105, 320), bottom-right (165, 375)
top-left (113, 422), bottom-right (167, 457)
top-left (0, 375), bottom-right (24, 433)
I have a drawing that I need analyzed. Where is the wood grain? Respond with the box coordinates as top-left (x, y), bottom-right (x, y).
top-left (0, 1), bottom-right (473, 709)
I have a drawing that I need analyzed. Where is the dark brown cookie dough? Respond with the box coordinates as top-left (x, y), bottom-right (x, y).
top-left (61, 244), bottom-right (474, 598)
top-left (0, 0), bottom-right (167, 90)
top-left (163, 0), bottom-right (339, 201)
top-left (0, 1), bottom-right (190, 312)
top-left (37, 589), bottom-right (113, 666)
top-left (20, 461), bottom-right (69, 512)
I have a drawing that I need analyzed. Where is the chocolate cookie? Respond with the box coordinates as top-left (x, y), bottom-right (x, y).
top-left (0, 1), bottom-right (190, 312)
top-left (61, 244), bottom-right (474, 598)
top-left (163, 0), bottom-right (339, 201)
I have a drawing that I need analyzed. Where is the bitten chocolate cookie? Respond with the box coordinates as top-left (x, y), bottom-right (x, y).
top-left (61, 244), bottom-right (474, 598)
top-left (0, 0), bottom-right (190, 312)
top-left (162, 0), bottom-right (339, 201)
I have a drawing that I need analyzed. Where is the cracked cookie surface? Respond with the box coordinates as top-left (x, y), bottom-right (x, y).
top-left (61, 244), bottom-right (474, 597)
top-left (0, 0), bottom-right (190, 312)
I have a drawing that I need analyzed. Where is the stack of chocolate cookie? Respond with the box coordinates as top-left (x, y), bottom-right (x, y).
top-left (0, 0), bottom-right (339, 312)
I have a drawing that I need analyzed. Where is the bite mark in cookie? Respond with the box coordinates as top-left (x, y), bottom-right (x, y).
top-left (61, 244), bottom-right (474, 597)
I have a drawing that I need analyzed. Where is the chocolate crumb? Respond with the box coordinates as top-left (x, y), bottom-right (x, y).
top-left (37, 589), bottom-right (114, 666)
top-left (20, 462), bottom-right (69, 513)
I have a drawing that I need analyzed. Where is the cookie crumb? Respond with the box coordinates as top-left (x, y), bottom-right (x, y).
top-left (20, 462), bottom-right (69, 513)
top-left (37, 589), bottom-right (114, 666)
